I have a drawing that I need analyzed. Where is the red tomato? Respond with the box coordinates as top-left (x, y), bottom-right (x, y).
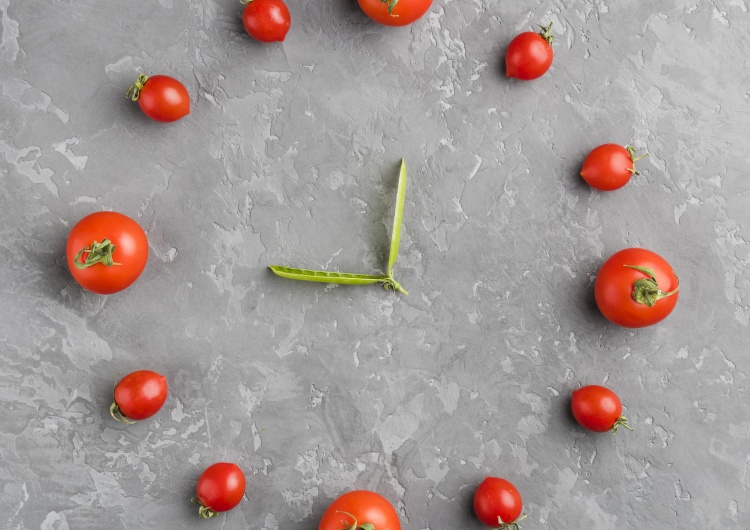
top-left (319, 490), bottom-right (400, 530)
top-left (473, 477), bottom-right (524, 529)
top-left (595, 248), bottom-right (679, 328)
top-left (242, 0), bottom-right (291, 43)
top-left (196, 463), bottom-right (246, 518)
top-left (110, 370), bottom-right (168, 424)
top-left (571, 385), bottom-right (632, 433)
top-left (127, 74), bottom-right (190, 122)
top-left (580, 144), bottom-right (648, 191)
top-left (357, 0), bottom-right (432, 27)
top-left (66, 212), bottom-right (149, 295)
top-left (505, 23), bottom-right (554, 80)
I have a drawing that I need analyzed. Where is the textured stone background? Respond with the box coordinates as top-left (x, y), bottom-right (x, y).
top-left (1, 0), bottom-right (749, 528)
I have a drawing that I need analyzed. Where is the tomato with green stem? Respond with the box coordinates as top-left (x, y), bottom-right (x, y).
top-left (318, 490), bottom-right (400, 530)
top-left (580, 144), bottom-right (649, 191)
top-left (474, 477), bottom-right (525, 530)
top-left (595, 248), bottom-right (679, 328)
top-left (358, 0), bottom-right (432, 27)
top-left (127, 74), bottom-right (190, 122)
top-left (195, 463), bottom-right (246, 518)
top-left (505, 23), bottom-right (554, 80)
top-left (242, 0), bottom-right (291, 43)
top-left (110, 370), bottom-right (167, 424)
top-left (66, 211), bottom-right (149, 295)
top-left (572, 385), bottom-right (632, 434)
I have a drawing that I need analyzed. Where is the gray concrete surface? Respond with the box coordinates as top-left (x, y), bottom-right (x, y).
top-left (1, 0), bottom-right (749, 528)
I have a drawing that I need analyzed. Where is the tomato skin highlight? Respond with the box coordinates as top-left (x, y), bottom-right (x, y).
top-left (66, 212), bottom-right (149, 295)
top-left (571, 385), bottom-right (624, 432)
top-left (196, 463), bottom-right (246, 515)
top-left (580, 144), bottom-right (635, 191)
top-left (357, 0), bottom-right (433, 27)
top-left (137, 75), bottom-right (190, 122)
top-left (505, 31), bottom-right (553, 80)
top-left (113, 370), bottom-right (168, 421)
top-left (242, 0), bottom-right (291, 43)
top-left (473, 477), bottom-right (523, 528)
top-left (319, 490), bottom-right (400, 530)
top-left (595, 248), bottom-right (679, 328)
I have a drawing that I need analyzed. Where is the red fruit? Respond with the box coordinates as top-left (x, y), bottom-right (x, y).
top-left (110, 370), bottom-right (168, 423)
top-left (196, 463), bottom-right (246, 518)
top-left (505, 23), bottom-right (554, 80)
top-left (242, 0), bottom-right (291, 43)
top-left (127, 74), bottom-right (190, 123)
top-left (571, 385), bottom-right (632, 434)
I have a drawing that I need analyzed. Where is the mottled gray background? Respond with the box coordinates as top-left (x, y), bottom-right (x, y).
top-left (1, 0), bottom-right (748, 528)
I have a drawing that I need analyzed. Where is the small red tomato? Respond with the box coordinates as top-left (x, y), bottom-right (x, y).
top-left (127, 74), bottom-right (190, 122)
top-left (357, 0), bottom-right (433, 27)
top-left (242, 0), bottom-right (291, 43)
top-left (110, 370), bottom-right (168, 424)
top-left (580, 144), bottom-right (649, 191)
top-left (474, 477), bottom-right (524, 529)
top-left (505, 23), bottom-right (554, 80)
top-left (196, 463), bottom-right (246, 518)
top-left (319, 490), bottom-right (400, 530)
top-left (595, 248), bottom-right (679, 328)
top-left (66, 211), bottom-right (149, 295)
top-left (572, 385), bottom-right (632, 433)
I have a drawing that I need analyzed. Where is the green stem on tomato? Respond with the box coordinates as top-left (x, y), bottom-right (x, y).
top-left (190, 497), bottom-right (217, 519)
top-left (624, 264), bottom-right (679, 307)
top-left (109, 402), bottom-right (135, 425)
top-left (611, 415), bottom-right (634, 435)
top-left (496, 513), bottom-right (527, 530)
top-left (625, 145), bottom-right (649, 175)
top-left (126, 74), bottom-right (149, 101)
top-left (537, 22), bottom-right (554, 45)
top-left (380, 0), bottom-right (399, 15)
top-left (73, 239), bottom-right (121, 269)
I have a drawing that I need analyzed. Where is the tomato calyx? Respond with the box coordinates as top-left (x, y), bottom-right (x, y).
top-left (625, 146), bottom-right (649, 175)
top-left (336, 511), bottom-right (376, 530)
top-left (379, 0), bottom-right (399, 16)
top-left (126, 74), bottom-right (149, 102)
top-left (537, 22), bottom-right (554, 45)
top-left (73, 239), bottom-right (121, 270)
top-left (624, 265), bottom-right (680, 307)
top-left (611, 415), bottom-right (634, 435)
top-left (191, 497), bottom-right (218, 519)
top-left (109, 402), bottom-right (136, 425)
top-left (495, 513), bottom-right (527, 530)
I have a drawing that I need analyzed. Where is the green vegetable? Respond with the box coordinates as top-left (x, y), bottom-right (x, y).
top-left (269, 159), bottom-right (410, 295)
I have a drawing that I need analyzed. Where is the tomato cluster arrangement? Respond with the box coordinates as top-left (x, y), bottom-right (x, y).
top-left (54, 3), bottom-right (687, 527)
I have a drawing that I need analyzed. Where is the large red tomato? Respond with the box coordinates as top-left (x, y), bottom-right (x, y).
top-left (319, 490), bottom-right (400, 530)
top-left (595, 248), bottom-right (679, 328)
top-left (66, 212), bottom-right (149, 295)
top-left (571, 385), bottom-right (632, 434)
top-left (127, 74), bottom-right (190, 122)
top-left (196, 463), bottom-right (246, 518)
top-left (580, 144), bottom-right (648, 191)
top-left (357, 0), bottom-right (432, 27)
top-left (110, 370), bottom-right (168, 424)
top-left (505, 23), bottom-right (554, 80)
top-left (473, 477), bottom-right (524, 529)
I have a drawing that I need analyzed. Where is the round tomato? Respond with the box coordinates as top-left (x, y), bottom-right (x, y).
top-left (110, 370), bottom-right (168, 424)
top-left (595, 248), bottom-right (679, 328)
top-left (473, 477), bottom-right (524, 529)
top-left (242, 0), bottom-right (291, 43)
top-left (357, 0), bottom-right (432, 27)
top-left (319, 490), bottom-right (400, 530)
top-left (196, 463), bottom-right (246, 518)
top-left (66, 212), bottom-right (149, 295)
top-left (580, 144), bottom-right (649, 191)
top-left (572, 385), bottom-right (632, 433)
top-left (127, 74), bottom-right (190, 122)
top-left (505, 23), bottom-right (554, 80)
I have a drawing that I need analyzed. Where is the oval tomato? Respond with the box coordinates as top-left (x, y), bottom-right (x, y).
top-left (196, 463), bottom-right (246, 518)
top-left (66, 212), bottom-right (149, 295)
top-left (595, 248), bottom-right (679, 328)
top-left (127, 74), bottom-right (190, 122)
top-left (572, 385), bottom-right (632, 433)
top-left (319, 490), bottom-right (400, 530)
top-left (242, 0), bottom-right (291, 43)
top-left (110, 370), bottom-right (168, 424)
top-left (505, 23), bottom-right (554, 80)
top-left (357, 0), bottom-right (432, 27)
top-left (474, 477), bottom-right (524, 529)
top-left (580, 144), bottom-right (648, 191)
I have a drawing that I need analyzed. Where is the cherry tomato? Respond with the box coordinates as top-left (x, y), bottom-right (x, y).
top-left (110, 370), bottom-right (167, 424)
top-left (357, 0), bottom-right (432, 27)
top-left (242, 0), bottom-right (291, 43)
top-left (595, 248), bottom-right (679, 328)
top-left (196, 463), bottom-right (246, 518)
top-left (505, 23), bottom-right (554, 80)
top-left (580, 144), bottom-right (649, 191)
top-left (127, 74), bottom-right (190, 122)
top-left (571, 385), bottom-right (632, 433)
top-left (66, 212), bottom-right (149, 295)
top-left (473, 477), bottom-right (524, 529)
top-left (319, 490), bottom-right (400, 530)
